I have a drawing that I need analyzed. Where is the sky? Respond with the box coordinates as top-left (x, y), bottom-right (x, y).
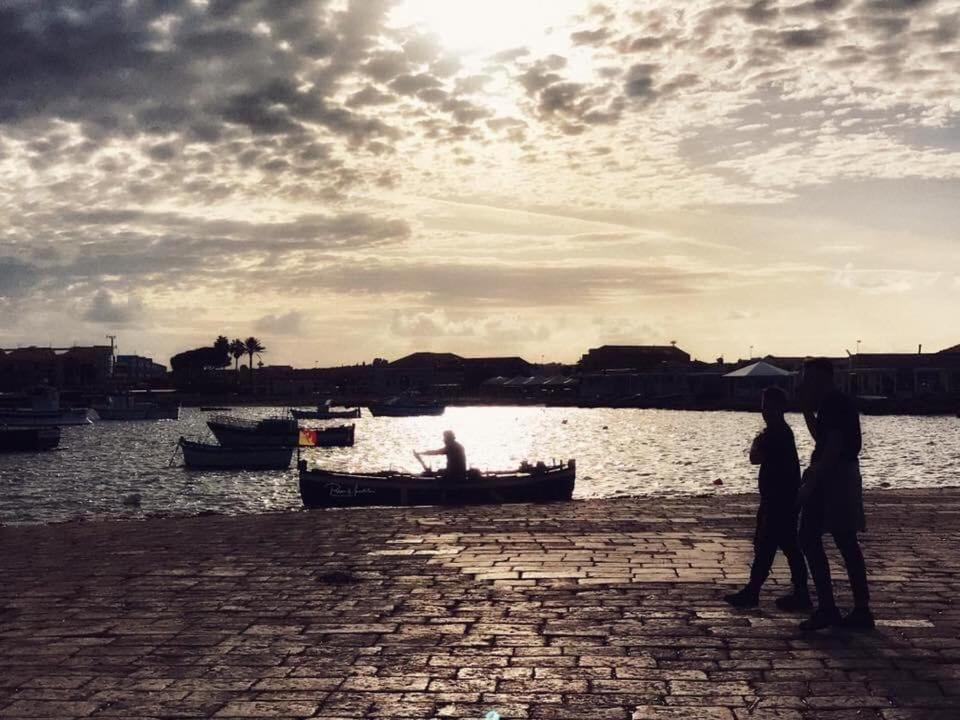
top-left (0, 0), bottom-right (958, 368)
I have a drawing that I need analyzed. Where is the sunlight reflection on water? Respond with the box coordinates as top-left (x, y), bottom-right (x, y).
top-left (1, 406), bottom-right (957, 524)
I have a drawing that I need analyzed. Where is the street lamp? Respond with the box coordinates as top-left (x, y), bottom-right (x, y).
top-left (856, 339), bottom-right (861, 355)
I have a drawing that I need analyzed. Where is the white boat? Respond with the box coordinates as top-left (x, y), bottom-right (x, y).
top-left (94, 394), bottom-right (180, 421)
top-left (291, 401), bottom-right (361, 420)
top-left (178, 437), bottom-right (294, 470)
top-left (0, 386), bottom-right (97, 426)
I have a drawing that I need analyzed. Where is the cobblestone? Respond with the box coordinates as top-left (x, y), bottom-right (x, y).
top-left (1, 489), bottom-right (959, 718)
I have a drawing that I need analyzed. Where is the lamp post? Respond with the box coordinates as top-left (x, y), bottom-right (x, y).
top-left (856, 339), bottom-right (861, 355)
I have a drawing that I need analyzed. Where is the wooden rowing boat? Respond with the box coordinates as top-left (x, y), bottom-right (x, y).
top-left (298, 459), bottom-right (575, 508)
top-left (178, 437), bottom-right (294, 470)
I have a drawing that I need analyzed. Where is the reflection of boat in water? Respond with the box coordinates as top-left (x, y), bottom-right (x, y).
top-left (93, 394), bottom-right (180, 421)
top-left (291, 401), bottom-right (361, 420)
top-left (0, 386), bottom-right (97, 426)
top-left (178, 437), bottom-right (294, 470)
top-left (368, 395), bottom-right (445, 417)
top-left (299, 424), bottom-right (355, 447)
top-left (207, 414), bottom-right (298, 447)
top-left (0, 426), bottom-right (61, 452)
top-left (298, 459), bottom-right (575, 508)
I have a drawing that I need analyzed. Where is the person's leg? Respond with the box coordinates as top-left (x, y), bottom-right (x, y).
top-left (798, 503), bottom-right (841, 630)
top-left (779, 510), bottom-right (809, 595)
top-left (748, 509), bottom-right (778, 594)
top-left (799, 506), bottom-right (835, 609)
top-left (725, 508), bottom-right (768, 607)
top-left (833, 530), bottom-right (870, 610)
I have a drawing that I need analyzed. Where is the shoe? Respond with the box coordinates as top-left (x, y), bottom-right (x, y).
top-left (775, 591), bottom-right (813, 613)
top-left (839, 607), bottom-right (876, 631)
top-left (799, 606), bottom-right (842, 631)
top-left (723, 588), bottom-right (759, 609)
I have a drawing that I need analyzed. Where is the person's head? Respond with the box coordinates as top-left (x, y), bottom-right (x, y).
top-left (800, 357), bottom-right (835, 408)
top-left (761, 386), bottom-right (788, 424)
top-left (443, 430), bottom-right (456, 445)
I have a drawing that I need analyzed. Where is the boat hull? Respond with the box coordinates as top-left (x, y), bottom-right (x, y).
top-left (291, 407), bottom-right (361, 419)
top-left (179, 439), bottom-right (294, 470)
top-left (298, 460), bottom-right (575, 508)
top-left (301, 424), bottom-right (355, 447)
top-left (368, 405), bottom-right (445, 417)
top-left (96, 406), bottom-right (180, 421)
top-left (0, 408), bottom-right (97, 426)
top-left (0, 426), bottom-right (61, 452)
top-left (207, 416), bottom-right (298, 447)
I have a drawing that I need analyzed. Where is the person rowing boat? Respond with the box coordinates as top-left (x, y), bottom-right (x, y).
top-left (414, 430), bottom-right (467, 482)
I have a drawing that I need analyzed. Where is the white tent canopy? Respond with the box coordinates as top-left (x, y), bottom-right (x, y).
top-left (723, 361), bottom-right (793, 379)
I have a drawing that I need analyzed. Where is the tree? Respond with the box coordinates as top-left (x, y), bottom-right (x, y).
top-left (229, 338), bottom-right (245, 380)
top-left (243, 337), bottom-right (265, 388)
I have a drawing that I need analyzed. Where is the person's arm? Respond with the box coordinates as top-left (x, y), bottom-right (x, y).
top-left (803, 410), bottom-right (818, 441)
top-left (749, 433), bottom-right (764, 465)
top-left (418, 448), bottom-right (445, 457)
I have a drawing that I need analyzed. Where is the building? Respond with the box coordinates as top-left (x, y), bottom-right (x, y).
top-left (578, 344), bottom-right (691, 371)
top-left (0, 345), bottom-right (114, 391)
top-left (461, 357), bottom-right (532, 390)
top-left (846, 348), bottom-right (960, 399)
top-left (113, 354), bottom-right (167, 386)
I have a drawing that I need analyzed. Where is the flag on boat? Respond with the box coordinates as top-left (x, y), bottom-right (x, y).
top-left (298, 429), bottom-right (318, 447)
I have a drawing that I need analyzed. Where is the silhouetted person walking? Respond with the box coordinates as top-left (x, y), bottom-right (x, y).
top-left (797, 358), bottom-right (873, 631)
top-left (416, 430), bottom-right (467, 482)
top-left (725, 387), bottom-right (810, 611)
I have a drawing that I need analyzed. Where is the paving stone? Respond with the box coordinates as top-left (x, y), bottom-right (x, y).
top-left (1, 490), bottom-right (958, 719)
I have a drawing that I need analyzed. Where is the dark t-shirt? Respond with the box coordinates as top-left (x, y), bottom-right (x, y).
top-left (756, 421), bottom-right (801, 506)
top-left (443, 441), bottom-right (466, 481)
top-left (812, 389), bottom-right (861, 465)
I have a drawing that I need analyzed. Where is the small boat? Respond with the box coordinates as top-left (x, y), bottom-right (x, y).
top-left (94, 394), bottom-right (180, 421)
top-left (178, 437), bottom-right (294, 470)
top-left (0, 407), bottom-right (97, 426)
top-left (298, 459), bottom-right (576, 508)
top-left (200, 406), bottom-right (232, 412)
top-left (368, 396), bottom-right (445, 417)
top-left (291, 403), bottom-right (361, 420)
top-left (299, 424), bottom-right (356, 447)
top-left (0, 385), bottom-right (97, 426)
top-left (0, 426), bottom-right (61, 452)
top-left (207, 414), bottom-right (298, 447)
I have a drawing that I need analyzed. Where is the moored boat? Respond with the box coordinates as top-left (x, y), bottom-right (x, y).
top-left (0, 426), bottom-right (62, 452)
top-left (94, 394), bottom-right (180, 421)
top-left (292, 405), bottom-right (361, 420)
top-left (0, 407), bottom-right (97, 426)
top-left (207, 414), bottom-right (298, 447)
top-left (178, 437), bottom-right (294, 470)
top-left (297, 458), bottom-right (575, 508)
top-left (0, 385), bottom-right (97, 426)
top-left (368, 396), bottom-right (445, 417)
top-left (299, 423), bottom-right (356, 447)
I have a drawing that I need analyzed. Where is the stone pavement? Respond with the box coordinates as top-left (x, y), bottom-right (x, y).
top-left (2, 489), bottom-right (960, 720)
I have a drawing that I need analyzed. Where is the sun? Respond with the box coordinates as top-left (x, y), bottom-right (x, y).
top-left (390, 0), bottom-right (586, 57)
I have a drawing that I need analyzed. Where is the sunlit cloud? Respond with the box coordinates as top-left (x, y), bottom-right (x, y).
top-left (0, 0), bottom-right (957, 363)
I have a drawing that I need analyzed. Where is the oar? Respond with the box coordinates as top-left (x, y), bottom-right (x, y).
top-left (413, 450), bottom-right (430, 473)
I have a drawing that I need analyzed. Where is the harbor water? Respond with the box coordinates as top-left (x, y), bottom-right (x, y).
top-left (1, 406), bottom-right (957, 524)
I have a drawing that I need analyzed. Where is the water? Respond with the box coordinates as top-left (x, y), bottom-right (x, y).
top-left (1, 406), bottom-right (957, 524)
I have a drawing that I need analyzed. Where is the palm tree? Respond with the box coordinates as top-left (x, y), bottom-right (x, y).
top-left (243, 337), bottom-right (265, 389)
top-left (228, 338), bottom-right (245, 382)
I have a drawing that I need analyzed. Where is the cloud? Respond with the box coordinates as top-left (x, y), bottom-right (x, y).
top-left (82, 289), bottom-right (145, 325)
top-left (254, 311), bottom-right (303, 335)
top-left (0, 257), bottom-right (40, 298)
top-left (832, 264), bottom-right (941, 294)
